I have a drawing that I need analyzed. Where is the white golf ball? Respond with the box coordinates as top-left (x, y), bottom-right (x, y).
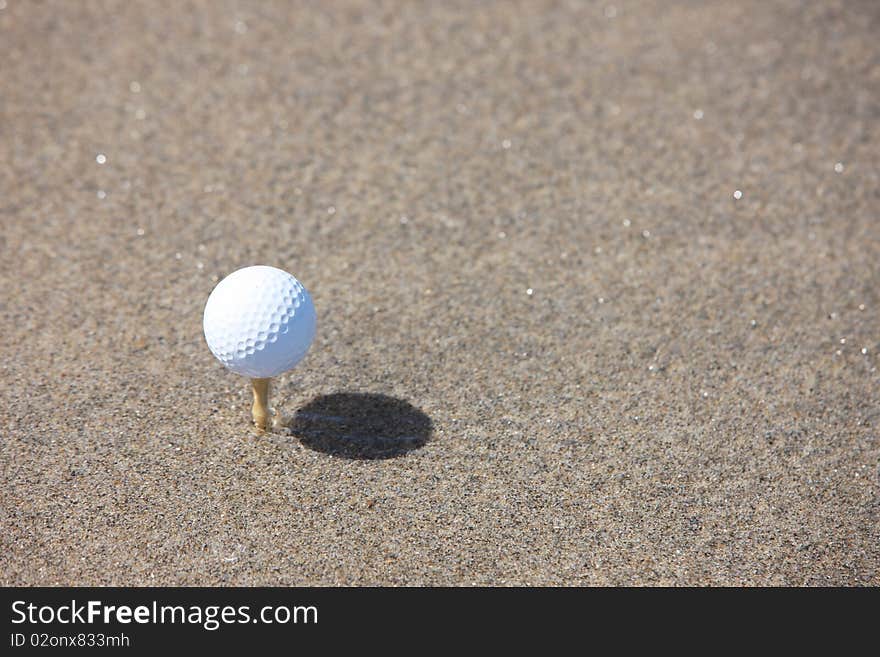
top-left (203, 265), bottom-right (316, 378)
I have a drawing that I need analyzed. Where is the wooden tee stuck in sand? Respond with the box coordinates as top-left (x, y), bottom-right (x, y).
top-left (250, 378), bottom-right (271, 433)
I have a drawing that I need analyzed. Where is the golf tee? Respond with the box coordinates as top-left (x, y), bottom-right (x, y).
top-left (251, 378), bottom-right (271, 431)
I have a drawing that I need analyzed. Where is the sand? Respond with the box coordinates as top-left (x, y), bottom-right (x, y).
top-left (1, 0), bottom-right (878, 586)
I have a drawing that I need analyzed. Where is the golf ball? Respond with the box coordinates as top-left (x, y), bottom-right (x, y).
top-left (203, 265), bottom-right (316, 378)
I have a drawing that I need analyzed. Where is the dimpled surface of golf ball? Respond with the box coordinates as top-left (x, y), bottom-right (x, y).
top-left (203, 265), bottom-right (316, 378)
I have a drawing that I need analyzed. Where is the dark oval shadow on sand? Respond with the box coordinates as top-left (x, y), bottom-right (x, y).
top-left (289, 392), bottom-right (433, 460)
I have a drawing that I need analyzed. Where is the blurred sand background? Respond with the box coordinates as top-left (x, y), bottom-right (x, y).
top-left (1, 0), bottom-right (878, 585)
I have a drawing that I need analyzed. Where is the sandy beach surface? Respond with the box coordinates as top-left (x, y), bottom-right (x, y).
top-left (2, 0), bottom-right (878, 585)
